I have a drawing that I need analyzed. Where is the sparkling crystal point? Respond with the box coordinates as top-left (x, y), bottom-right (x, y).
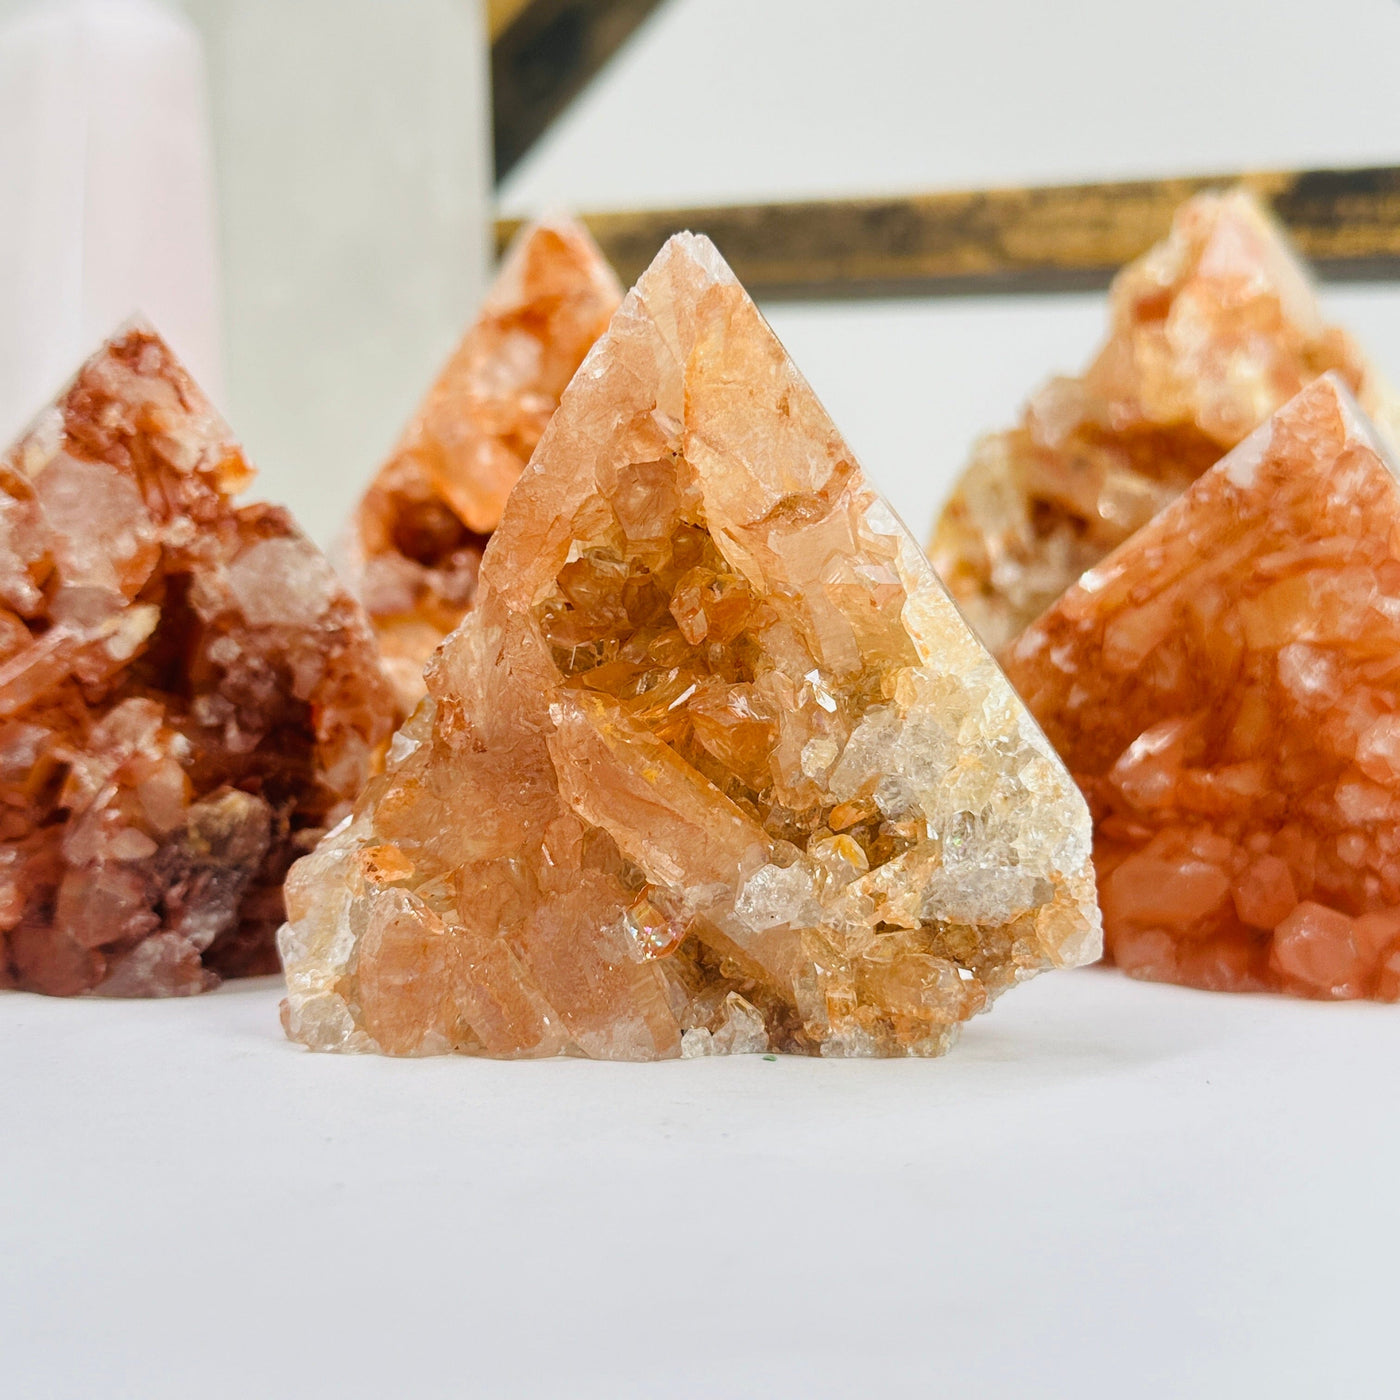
top-left (931, 188), bottom-right (1398, 651)
top-left (348, 216), bottom-right (622, 714)
top-left (1004, 374), bottom-right (1400, 1000)
top-left (0, 323), bottom-right (396, 996)
top-left (280, 233), bottom-right (1101, 1060)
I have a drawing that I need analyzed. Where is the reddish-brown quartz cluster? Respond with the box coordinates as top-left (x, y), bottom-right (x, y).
top-left (931, 189), bottom-right (1397, 651)
top-left (0, 325), bottom-right (395, 996)
top-left (1004, 375), bottom-right (1400, 1000)
top-left (349, 217), bottom-right (622, 713)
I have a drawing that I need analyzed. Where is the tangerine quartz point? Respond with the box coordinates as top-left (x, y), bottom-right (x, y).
top-left (279, 234), bottom-right (1101, 1061)
top-left (0, 323), bottom-right (396, 997)
top-left (1003, 374), bottom-right (1400, 1001)
top-left (347, 216), bottom-right (622, 715)
top-left (930, 188), bottom-right (1399, 652)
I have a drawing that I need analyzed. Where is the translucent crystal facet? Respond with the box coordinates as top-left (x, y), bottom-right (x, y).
top-left (348, 217), bottom-right (622, 714)
top-left (280, 234), bottom-right (1101, 1060)
top-left (930, 189), bottom-right (1397, 651)
top-left (1004, 375), bottom-right (1400, 1000)
top-left (0, 324), bottom-right (396, 996)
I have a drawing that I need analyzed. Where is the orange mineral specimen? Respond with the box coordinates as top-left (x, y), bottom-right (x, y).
top-left (348, 217), bottom-right (622, 712)
top-left (279, 234), bottom-right (1100, 1060)
top-left (1003, 374), bottom-right (1400, 1000)
top-left (0, 324), bottom-right (396, 997)
top-left (930, 188), bottom-right (1397, 652)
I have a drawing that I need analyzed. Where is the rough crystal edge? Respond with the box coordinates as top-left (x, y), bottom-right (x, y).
top-left (4, 311), bottom-right (241, 470)
top-left (487, 210), bottom-right (626, 313)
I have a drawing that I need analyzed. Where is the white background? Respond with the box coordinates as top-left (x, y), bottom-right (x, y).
top-left (4, 2), bottom-right (1400, 1396)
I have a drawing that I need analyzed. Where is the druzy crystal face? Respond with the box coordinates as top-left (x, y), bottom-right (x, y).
top-left (349, 217), bottom-right (622, 714)
top-left (280, 234), bottom-right (1100, 1060)
top-left (1004, 375), bottom-right (1400, 1000)
top-left (931, 189), bottom-right (1397, 652)
top-left (0, 326), bottom-right (395, 996)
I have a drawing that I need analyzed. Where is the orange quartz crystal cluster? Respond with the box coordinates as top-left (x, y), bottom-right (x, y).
top-left (348, 217), bottom-right (622, 713)
top-left (930, 189), bottom-right (1397, 652)
top-left (278, 234), bottom-right (1101, 1060)
top-left (1004, 375), bottom-right (1400, 1001)
top-left (0, 325), bottom-right (395, 996)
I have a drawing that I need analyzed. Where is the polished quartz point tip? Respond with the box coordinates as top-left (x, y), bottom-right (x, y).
top-left (930, 187), bottom-right (1399, 652)
top-left (0, 322), bottom-right (396, 997)
top-left (280, 232), bottom-right (1100, 1061)
top-left (1004, 375), bottom-right (1400, 1000)
top-left (348, 216), bottom-right (623, 716)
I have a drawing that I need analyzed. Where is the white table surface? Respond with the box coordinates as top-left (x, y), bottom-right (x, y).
top-left (3, 970), bottom-right (1395, 1398)
top-left (5, 2), bottom-right (1400, 1395)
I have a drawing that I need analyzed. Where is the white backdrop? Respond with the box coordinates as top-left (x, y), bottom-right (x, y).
top-left (4, 3), bottom-right (1400, 1397)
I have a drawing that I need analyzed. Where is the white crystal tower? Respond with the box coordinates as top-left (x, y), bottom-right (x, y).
top-left (182, 0), bottom-right (492, 545)
top-left (0, 0), bottom-right (221, 442)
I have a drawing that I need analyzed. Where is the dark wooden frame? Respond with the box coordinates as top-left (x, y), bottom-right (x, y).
top-left (491, 0), bottom-right (665, 181)
top-left (489, 6), bottom-right (1400, 298)
top-left (496, 165), bottom-right (1400, 298)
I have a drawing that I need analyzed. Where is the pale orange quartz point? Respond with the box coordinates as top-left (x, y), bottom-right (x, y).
top-left (279, 234), bottom-right (1100, 1060)
top-left (1003, 374), bottom-right (1400, 1001)
top-left (0, 323), bottom-right (396, 997)
top-left (931, 188), bottom-right (1398, 651)
top-left (348, 216), bottom-right (622, 714)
